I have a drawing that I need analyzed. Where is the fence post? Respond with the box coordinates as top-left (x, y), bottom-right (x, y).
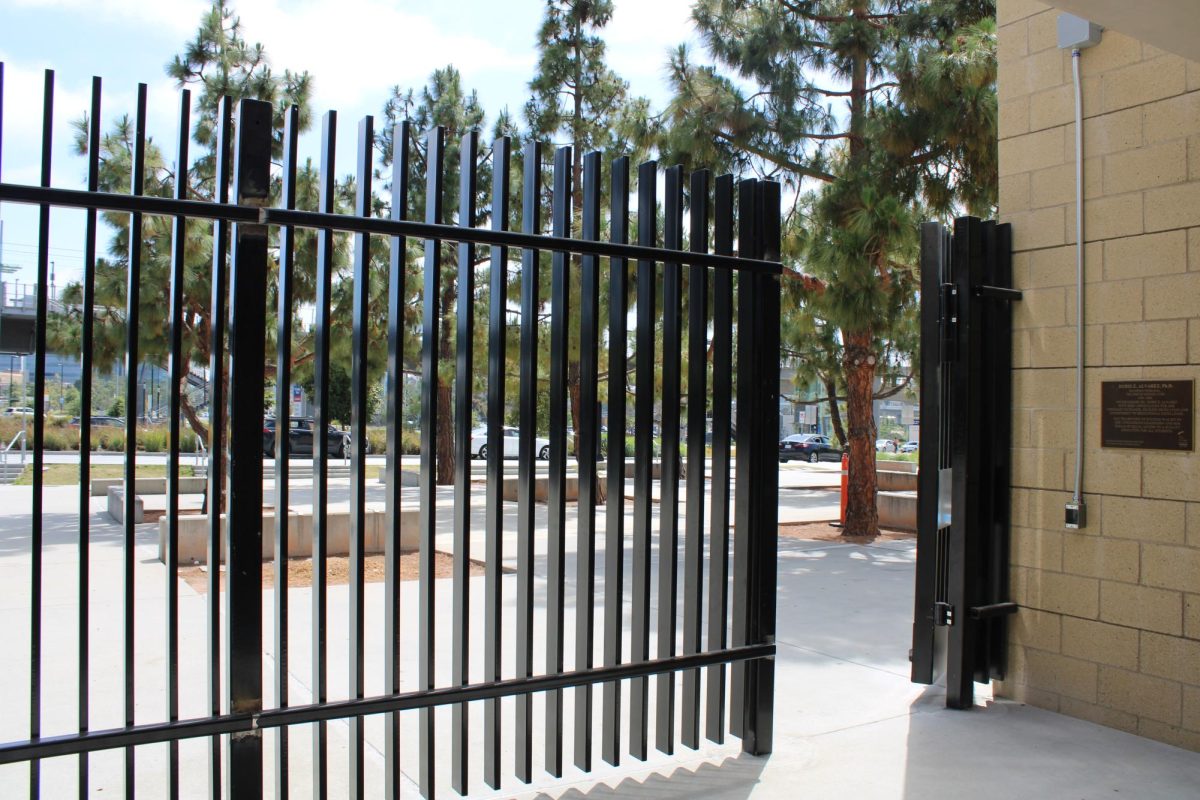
top-left (737, 180), bottom-right (781, 756)
top-left (224, 97), bottom-right (273, 797)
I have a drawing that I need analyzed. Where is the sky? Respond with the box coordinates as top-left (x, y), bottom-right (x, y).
top-left (0, 0), bottom-right (701, 289)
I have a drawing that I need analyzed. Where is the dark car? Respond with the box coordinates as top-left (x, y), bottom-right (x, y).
top-left (778, 433), bottom-right (841, 463)
top-left (263, 417), bottom-right (349, 458)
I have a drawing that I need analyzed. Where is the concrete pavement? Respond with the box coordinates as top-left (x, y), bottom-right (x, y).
top-left (0, 475), bottom-right (1197, 798)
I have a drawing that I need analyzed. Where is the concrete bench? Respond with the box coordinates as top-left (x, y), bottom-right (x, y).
top-left (92, 475), bottom-right (208, 497)
top-left (877, 469), bottom-right (918, 492)
top-left (499, 474), bottom-right (609, 503)
top-left (106, 486), bottom-right (144, 524)
top-left (877, 490), bottom-right (917, 531)
top-left (157, 505), bottom-right (420, 565)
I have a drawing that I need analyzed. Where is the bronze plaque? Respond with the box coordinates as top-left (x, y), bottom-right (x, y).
top-left (1101, 380), bottom-right (1194, 451)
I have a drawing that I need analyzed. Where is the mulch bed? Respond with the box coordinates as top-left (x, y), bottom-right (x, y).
top-left (179, 552), bottom-right (501, 594)
top-left (779, 520), bottom-right (916, 545)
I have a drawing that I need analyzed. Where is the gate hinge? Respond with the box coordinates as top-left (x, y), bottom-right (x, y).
top-left (939, 283), bottom-right (957, 363)
top-left (934, 601), bottom-right (955, 627)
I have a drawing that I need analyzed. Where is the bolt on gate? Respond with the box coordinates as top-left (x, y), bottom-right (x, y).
top-left (0, 69), bottom-right (782, 798)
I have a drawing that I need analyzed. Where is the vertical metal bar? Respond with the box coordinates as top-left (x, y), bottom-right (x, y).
top-left (418, 125), bottom-right (445, 799)
top-left (987, 223), bottom-right (1015, 681)
top-left (681, 169), bottom-right (710, 750)
top-left (224, 97), bottom-right (272, 799)
top-left (273, 104), bottom-right (299, 800)
top-left (573, 149), bottom-right (601, 773)
top-left (629, 159), bottom-right (657, 762)
top-left (451, 128), bottom-right (478, 796)
top-left (384, 119), bottom-right (410, 800)
top-left (166, 86), bottom-right (192, 800)
top-left (122, 80), bottom-right (147, 799)
top-left (310, 109), bottom-right (337, 800)
top-left (946, 215), bottom-right (983, 710)
top-left (545, 144), bottom-right (572, 779)
top-left (601, 156), bottom-right (629, 768)
top-left (30, 66), bottom-right (53, 800)
top-left (207, 96), bottom-right (232, 799)
top-left (655, 165), bottom-right (683, 756)
top-left (348, 114), bottom-right (374, 800)
top-left (729, 178), bottom-right (757, 740)
top-left (77, 74), bottom-right (102, 800)
top-left (514, 140), bottom-right (541, 785)
top-left (739, 180), bottom-right (780, 756)
top-left (705, 175), bottom-right (734, 745)
top-left (911, 222), bottom-right (946, 686)
top-left (483, 135), bottom-right (510, 792)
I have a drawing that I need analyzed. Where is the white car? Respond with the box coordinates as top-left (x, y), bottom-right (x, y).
top-left (875, 438), bottom-right (898, 452)
top-left (470, 426), bottom-right (551, 460)
top-left (901, 441), bottom-right (919, 453)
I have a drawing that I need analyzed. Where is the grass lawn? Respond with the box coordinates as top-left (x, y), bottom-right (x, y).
top-left (14, 463), bottom-right (198, 486)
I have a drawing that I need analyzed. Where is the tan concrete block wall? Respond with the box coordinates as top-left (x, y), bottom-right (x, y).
top-left (997, 1), bottom-right (1200, 754)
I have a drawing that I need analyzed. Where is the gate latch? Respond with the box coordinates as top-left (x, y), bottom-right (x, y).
top-left (934, 601), bottom-right (954, 627)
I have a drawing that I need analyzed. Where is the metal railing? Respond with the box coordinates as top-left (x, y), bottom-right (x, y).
top-left (0, 66), bottom-right (782, 799)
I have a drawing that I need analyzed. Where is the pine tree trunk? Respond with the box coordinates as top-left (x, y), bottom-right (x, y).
top-left (841, 330), bottom-right (879, 536)
top-left (436, 378), bottom-right (454, 486)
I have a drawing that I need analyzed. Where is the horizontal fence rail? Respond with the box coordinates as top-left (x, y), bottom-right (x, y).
top-left (0, 66), bottom-right (781, 799)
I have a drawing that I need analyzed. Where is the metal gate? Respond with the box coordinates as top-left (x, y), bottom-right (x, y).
top-left (0, 69), bottom-right (781, 797)
top-left (911, 216), bottom-right (1021, 708)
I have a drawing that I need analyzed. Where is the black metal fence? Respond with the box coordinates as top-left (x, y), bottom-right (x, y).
top-left (0, 68), bottom-right (781, 798)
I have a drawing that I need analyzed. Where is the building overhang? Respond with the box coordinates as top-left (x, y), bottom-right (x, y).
top-left (1040, 0), bottom-right (1200, 62)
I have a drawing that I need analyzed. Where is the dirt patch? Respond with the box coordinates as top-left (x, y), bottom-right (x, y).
top-left (179, 551), bottom-right (501, 594)
top-left (779, 520), bottom-right (915, 545)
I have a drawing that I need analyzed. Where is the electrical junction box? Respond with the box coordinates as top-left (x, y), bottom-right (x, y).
top-left (1057, 14), bottom-right (1103, 50)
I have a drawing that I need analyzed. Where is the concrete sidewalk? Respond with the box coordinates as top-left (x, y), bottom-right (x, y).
top-left (0, 483), bottom-right (1197, 798)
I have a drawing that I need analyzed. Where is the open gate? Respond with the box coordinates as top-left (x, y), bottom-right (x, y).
top-left (0, 70), bottom-right (781, 797)
top-left (911, 216), bottom-right (1021, 708)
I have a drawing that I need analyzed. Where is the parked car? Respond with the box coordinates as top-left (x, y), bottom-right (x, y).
top-left (68, 415), bottom-right (123, 427)
top-left (779, 433), bottom-right (842, 463)
top-left (469, 426), bottom-right (551, 460)
top-left (263, 417), bottom-right (350, 458)
top-left (3, 406), bottom-right (34, 416)
top-left (875, 438), bottom-right (897, 452)
top-left (900, 440), bottom-right (919, 453)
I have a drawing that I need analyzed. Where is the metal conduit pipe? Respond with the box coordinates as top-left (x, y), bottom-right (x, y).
top-left (1058, 13), bottom-right (1102, 529)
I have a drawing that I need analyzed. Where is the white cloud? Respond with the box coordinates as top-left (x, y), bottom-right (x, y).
top-left (232, 0), bottom-right (536, 117)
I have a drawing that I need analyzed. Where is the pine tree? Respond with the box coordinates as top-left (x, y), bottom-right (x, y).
top-left (666, 0), bottom-right (997, 535)
top-left (49, 0), bottom-right (314, 440)
top-left (524, 0), bottom-right (652, 458)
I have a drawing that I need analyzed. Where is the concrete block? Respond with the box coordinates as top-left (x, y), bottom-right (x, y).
top-left (1143, 454), bottom-right (1200, 502)
top-left (1011, 607), bottom-right (1063, 654)
top-left (876, 491), bottom-right (916, 532)
top-left (1062, 533), bottom-right (1139, 582)
top-left (106, 487), bottom-right (143, 524)
top-left (1100, 581), bottom-right (1182, 635)
top-left (1101, 58), bottom-right (1187, 114)
top-left (1141, 544), bottom-right (1200, 592)
top-left (1145, 182), bottom-right (1200, 232)
top-left (1145, 273), bottom-right (1200, 320)
top-left (1141, 631), bottom-right (1200, 684)
top-left (1098, 665), bottom-right (1182, 724)
top-left (1104, 230), bottom-right (1187, 280)
top-left (875, 470), bottom-right (917, 491)
top-left (1061, 617), bottom-right (1139, 669)
top-left (1027, 570), bottom-right (1099, 618)
top-left (157, 506), bottom-right (420, 565)
top-left (1077, 192), bottom-right (1144, 242)
top-left (1187, 595), bottom-right (1200, 640)
top-left (1012, 526), bottom-right (1063, 571)
top-left (1025, 649), bottom-right (1098, 702)
top-left (1104, 321), bottom-right (1188, 366)
top-left (1101, 496), bottom-right (1186, 544)
top-left (1143, 93), bottom-right (1200, 145)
